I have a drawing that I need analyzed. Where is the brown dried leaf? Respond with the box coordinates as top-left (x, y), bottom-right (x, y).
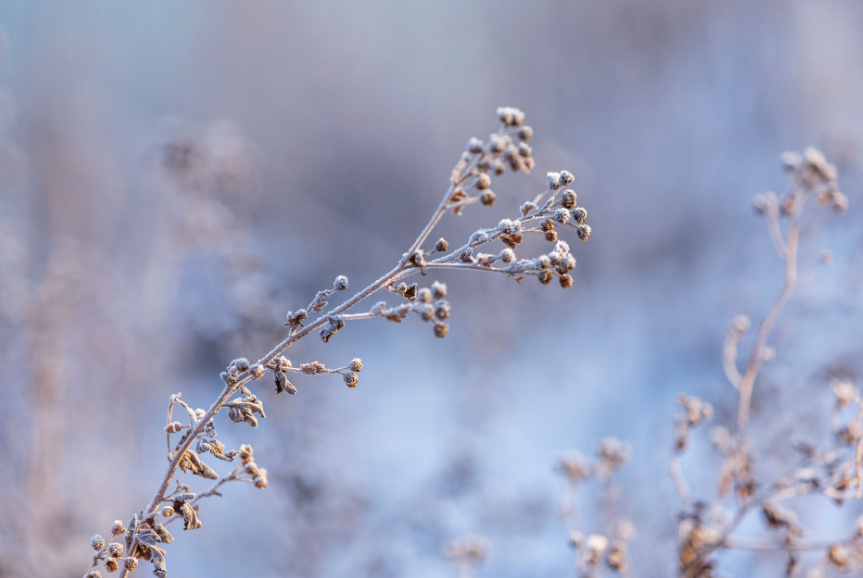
top-left (177, 450), bottom-right (219, 480)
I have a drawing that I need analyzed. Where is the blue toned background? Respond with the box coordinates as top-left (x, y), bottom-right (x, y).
top-left (1, 1), bottom-right (862, 576)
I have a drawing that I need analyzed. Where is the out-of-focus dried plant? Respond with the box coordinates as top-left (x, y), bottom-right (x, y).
top-left (446, 148), bottom-right (855, 578)
top-left (80, 108), bottom-right (593, 578)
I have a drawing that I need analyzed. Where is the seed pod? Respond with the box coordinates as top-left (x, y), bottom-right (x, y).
top-left (561, 189), bottom-right (577, 209)
top-left (234, 358), bottom-right (250, 372)
top-left (240, 444), bottom-right (253, 461)
top-left (108, 543), bottom-right (124, 558)
top-left (333, 275), bottom-right (349, 291)
top-left (124, 557), bottom-right (138, 571)
top-left (404, 284), bottom-right (418, 301)
top-left (560, 274), bottom-right (573, 288)
top-left (553, 208), bottom-right (571, 224)
top-left (545, 230), bottom-right (558, 242)
top-left (480, 190), bottom-right (496, 206)
top-left (571, 207), bottom-right (587, 224)
top-left (539, 270), bottom-right (553, 285)
top-left (541, 219), bottom-right (555, 232)
top-left (433, 322), bottom-right (449, 338)
top-left (350, 358), bottom-right (363, 372)
top-left (344, 373), bottom-right (358, 388)
top-left (251, 364), bottom-right (264, 379)
top-left (559, 170), bottom-right (574, 185)
top-left (435, 238), bottom-right (448, 252)
top-left (111, 520), bottom-right (125, 535)
top-left (474, 173), bottom-right (491, 190)
top-left (431, 281), bottom-right (447, 299)
top-left (87, 572), bottom-right (102, 578)
top-left (104, 558), bottom-right (119, 573)
top-left (165, 421), bottom-right (184, 434)
top-left (518, 142), bottom-right (532, 158)
top-left (162, 506), bottom-right (175, 518)
top-left (434, 300), bottom-right (451, 320)
top-left (466, 137), bottom-right (484, 154)
top-left (576, 224), bottom-right (592, 241)
top-left (90, 535), bottom-right (105, 551)
top-left (418, 303), bottom-right (435, 321)
top-left (517, 126), bottom-right (533, 141)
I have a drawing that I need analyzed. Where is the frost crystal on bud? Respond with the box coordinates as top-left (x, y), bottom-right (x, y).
top-left (333, 275), bottom-right (349, 291)
top-left (469, 231), bottom-right (489, 246)
top-left (552, 208), bottom-right (570, 224)
top-left (431, 281), bottom-right (447, 299)
top-left (90, 535), bottom-right (105, 550)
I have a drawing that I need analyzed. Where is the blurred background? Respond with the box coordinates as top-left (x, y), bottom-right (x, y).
top-left (1, 1), bottom-right (863, 576)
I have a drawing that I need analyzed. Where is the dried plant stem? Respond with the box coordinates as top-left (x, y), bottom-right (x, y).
top-left (669, 455), bottom-right (690, 503)
top-left (736, 199), bottom-right (801, 437)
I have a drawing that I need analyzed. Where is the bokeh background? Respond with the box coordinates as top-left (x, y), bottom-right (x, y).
top-left (2, 1), bottom-right (863, 576)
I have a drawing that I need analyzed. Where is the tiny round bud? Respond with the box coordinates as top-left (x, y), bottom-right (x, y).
top-left (559, 274), bottom-right (573, 288)
top-left (435, 238), bottom-right (448, 252)
top-left (108, 543), bottom-right (124, 558)
top-left (517, 126), bottom-right (533, 141)
top-left (479, 190), bottom-right (496, 207)
top-left (469, 231), bottom-right (489, 246)
top-left (418, 303), bottom-right (434, 321)
top-left (576, 224), bottom-right (591, 241)
top-left (333, 275), bottom-right (349, 291)
top-left (474, 173), bottom-right (491, 190)
top-left (165, 421), bottom-right (183, 434)
top-left (435, 300), bottom-right (451, 320)
top-left (560, 189), bottom-right (577, 209)
top-left (234, 358), bottom-right (250, 372)
top-left (350, 358), bottom-right (363, 372)
top-left (487, 133), bottom-right (505, 153)
top-left (732, 315), bottom-right (751, 333)
top-left (124, 557), bottom-right (138, 571)
top-left (546, 172), bottom-right (561, 190)
top-left (87, 572), bottom-right (102, 578)
top-left (162, 506), bottom-right (175, 517)
top-left (467, 137), bottom-right (484, 154)
top-left (111, 521), bottom-right (125, 535)
top-left (344, 373), bottom-right (358, 388)
top-left (500, 248), bottom-right (516, 263)
top-left (545, 230), bottom-right (558, 242)
top-left (431, 281), bottom-right (447, 299)
top-left (418, 287), bottom-right (432, 303)
top-left (571, 207), bottom-right (588, 224)
top-left (538, 270), bottom-right (553, 285)
top-left (251, 364), bottom-right (264, 379)
top-left (239, 444), bottom-right (254, 461)
top-left (559, 170), bottom-right (574, 185)
top-left (104, 559), bottom-right (119, 573)
top-left (552, 208), bottom-right (571, 224)
top-left (518, 142), bottom-right (532, 158)
top-left (90, 535), bottom-right (105, 551)
top-left (433, 322), bottom-right (449, 338)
